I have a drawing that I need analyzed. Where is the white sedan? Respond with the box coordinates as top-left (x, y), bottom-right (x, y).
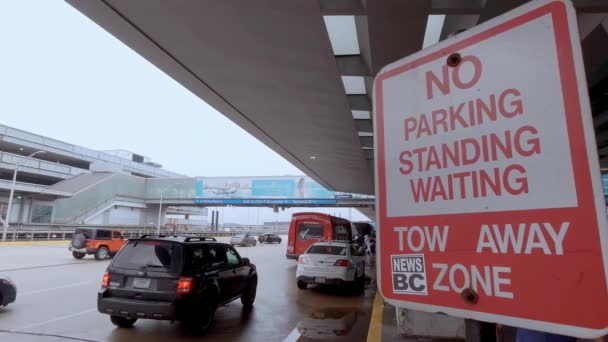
top-left (296, 241), bottom-right (365, 293)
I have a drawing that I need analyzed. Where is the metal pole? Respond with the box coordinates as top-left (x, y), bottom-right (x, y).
top-left (2, 167), bottom-right (18, 242)
top-left (210, 210), bottom-right (215, 231)
top-left (2, 150), bottom-right (45, 242)
top-left (216, 210), bottom-right (220, 231)
top-left (157, 193), bottom-right (163, 236)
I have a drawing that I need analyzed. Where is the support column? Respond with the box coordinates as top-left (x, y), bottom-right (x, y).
top-left (465, 320), bottom-right (496, 342)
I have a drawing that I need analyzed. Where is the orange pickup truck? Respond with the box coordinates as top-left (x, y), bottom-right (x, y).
top-left (69, 228), bottom-right (126, 260)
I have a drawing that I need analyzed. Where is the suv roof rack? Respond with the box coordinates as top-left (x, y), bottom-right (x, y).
top-left (138, 235), bottom-right (217, 242)
top-left (184, 236), bottom-right (217, 242)
top-left (139, 234), bottom-right (168, 239)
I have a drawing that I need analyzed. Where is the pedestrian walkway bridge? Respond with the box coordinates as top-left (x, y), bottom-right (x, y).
top-left (49, 173), bottom-right (374, 224)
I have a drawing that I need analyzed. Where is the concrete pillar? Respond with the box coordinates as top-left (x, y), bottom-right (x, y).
top-left (17, 196), bottom-right (27, 224)
top-left (465, 320), bottom-right (496, 342)
top-left (24, 197), bottom-right (33, 223)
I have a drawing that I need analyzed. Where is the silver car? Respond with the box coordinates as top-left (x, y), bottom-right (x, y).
top-left (230, 234), bottom-right (257, 247)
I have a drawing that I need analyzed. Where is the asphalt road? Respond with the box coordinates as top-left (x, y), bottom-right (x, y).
top-left (0, 238), bottom-right (377, 342)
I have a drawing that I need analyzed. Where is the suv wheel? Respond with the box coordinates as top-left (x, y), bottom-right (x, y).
top-left (110, 316), bottom-right (137, 328)
top-left (241, 276), bottom-right (257, 307)
top-left (72, 251), bottom-right (86, 259)
top-left (95, 246), bottom-right (109, 260)
top-left (297, 280), bottom-right (307, 290)
top-left (185, 301), bottom-right (215, 335)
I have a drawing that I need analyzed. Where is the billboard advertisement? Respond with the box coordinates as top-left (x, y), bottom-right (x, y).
top-left (194, 177), bottom-right (335, 199)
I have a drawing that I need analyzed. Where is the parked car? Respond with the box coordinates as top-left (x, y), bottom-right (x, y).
top-left (69, 228), bottom-right (126, 260)
top-left (0, 274), bottom-right (17, 307)
top-left (287, 213), bottom-right (352, 259)
top-left (97, 235), bottom-right (258, 334)
top-left (258, 233), bottom-right (282, 244)
top-left (296, 241), bottom-right (365, 293)
top-left (230, 234), bottom-right (257, 247)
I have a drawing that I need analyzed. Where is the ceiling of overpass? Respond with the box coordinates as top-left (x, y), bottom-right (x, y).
top-left (66, 0), bottom-right (608, 195)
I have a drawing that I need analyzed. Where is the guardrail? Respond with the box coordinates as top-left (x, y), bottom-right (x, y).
top-left (1, 228), bottom-right (239, 242)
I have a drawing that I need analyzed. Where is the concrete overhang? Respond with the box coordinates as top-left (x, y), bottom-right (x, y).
top-left (65, 0), bottom-right (608, 196)
top-left (66, 0), bottom-right (373, 194)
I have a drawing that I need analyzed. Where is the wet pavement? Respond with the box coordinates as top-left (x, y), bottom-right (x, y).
top-left (0, 238), bottom-right (378, 342)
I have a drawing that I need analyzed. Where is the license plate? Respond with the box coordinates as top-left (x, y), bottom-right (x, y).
top-left (313, 312), bottom-right (326, 319)
top-left (133, 278), bottom-right (151, 289)
top-left (314, 277), bottom-right (326, 284)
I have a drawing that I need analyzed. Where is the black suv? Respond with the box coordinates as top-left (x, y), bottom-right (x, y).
top-left (97, 235), bottom-right (258, 334)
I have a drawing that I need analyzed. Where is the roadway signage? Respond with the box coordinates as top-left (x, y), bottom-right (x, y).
top-left (373, 0), bottom-right (608, 338)
top-left (192, 199), bottom-right (337, 205)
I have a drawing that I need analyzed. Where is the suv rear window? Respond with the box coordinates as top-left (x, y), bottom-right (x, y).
top-left (113, 241), bottom-right (182, 273)
top-left (306, 245), bottom-right (347, 255)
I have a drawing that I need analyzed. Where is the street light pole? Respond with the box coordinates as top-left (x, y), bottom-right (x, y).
top-left (157, 193), bottom-right (163, 236)
top-left (2, 150), bottom-right (45, 242)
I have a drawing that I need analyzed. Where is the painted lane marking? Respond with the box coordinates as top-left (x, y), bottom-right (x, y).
top-left (283, 326), bottom-right (301, 342)
top-left (20, 281), bottom-right (95, 296)
top-left (17, 308), bottom-right (97, 331)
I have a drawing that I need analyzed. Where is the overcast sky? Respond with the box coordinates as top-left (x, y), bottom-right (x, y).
top-left (0, 1), bottom-right (369, 223)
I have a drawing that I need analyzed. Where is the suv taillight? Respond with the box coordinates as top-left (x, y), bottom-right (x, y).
top-left (334, 260), bottom-right (349, 267)
top-left (177, 277), bottom-right (193, 294)
top-left (101, 272), bottom-right (110, 288)
top-left (298, 256), bottom-right (307, 264)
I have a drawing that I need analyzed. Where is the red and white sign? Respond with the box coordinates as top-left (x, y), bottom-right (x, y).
top-left (373, 0), bottom-right (608, 338)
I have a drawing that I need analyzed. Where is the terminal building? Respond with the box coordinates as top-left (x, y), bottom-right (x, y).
top-left (0, 124), bottom-right (191, 227)
top-left (0, 124), bottom-right (373, 229)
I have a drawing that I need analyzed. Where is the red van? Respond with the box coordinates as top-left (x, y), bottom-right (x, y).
top-left (286, 212), bottom-right (353, 258)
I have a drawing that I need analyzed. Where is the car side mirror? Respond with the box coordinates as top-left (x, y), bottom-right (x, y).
top-left (241, 257), bottom-right (251, 266)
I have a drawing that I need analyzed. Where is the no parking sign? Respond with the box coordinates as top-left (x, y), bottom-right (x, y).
top-left (373, 0), bottom-right (608, 338)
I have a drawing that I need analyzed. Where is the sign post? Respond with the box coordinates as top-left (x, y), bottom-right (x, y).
top-left (373, 0), bottom-right (608, 338)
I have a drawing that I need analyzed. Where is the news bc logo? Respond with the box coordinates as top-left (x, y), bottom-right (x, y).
top-left (391, 254), bottom-right (428, 295)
